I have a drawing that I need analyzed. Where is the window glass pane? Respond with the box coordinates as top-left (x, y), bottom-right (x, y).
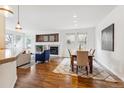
top-left (15, 35), bottom-right (21, 43)
top-left (77, 33), bottom-right (87, 50)
top-left (78, 33), bottom-right (87, 43)
top-left (5, 33), bottom-right (14, 48)
top-left (26, 37), bottom-right (31, 49)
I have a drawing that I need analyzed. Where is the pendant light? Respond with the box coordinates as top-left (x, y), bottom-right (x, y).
top-left (0, 5), bottom-right (14, 17)
top-left (15, 5), bottom-right (22, 31)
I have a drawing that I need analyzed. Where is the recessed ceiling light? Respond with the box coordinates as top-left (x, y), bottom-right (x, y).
top-left (73, 15), bottom-right (77, 18)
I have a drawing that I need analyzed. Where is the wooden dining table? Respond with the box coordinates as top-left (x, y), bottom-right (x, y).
top-left (71, 53), bottom-right (93, 74)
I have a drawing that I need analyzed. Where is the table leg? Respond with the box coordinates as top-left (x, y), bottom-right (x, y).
top-left (89, 56), bottom-right (93, 74)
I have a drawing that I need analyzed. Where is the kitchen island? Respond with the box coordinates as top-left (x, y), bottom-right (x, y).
top-left (0, 49), bottom-right (18, 88)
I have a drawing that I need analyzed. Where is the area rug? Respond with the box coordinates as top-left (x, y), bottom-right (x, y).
top-left (53, 58), bottom-right (119, 82)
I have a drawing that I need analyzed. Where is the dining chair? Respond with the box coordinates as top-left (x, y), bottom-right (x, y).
top-left (68, 49), bottom-right (77, 71)
top-left (68, 49), bottom-right (72, 57)
top-left (91, 49), bottom-right (96, 56)
top-left (89, 49), bottom-right (92, 55)
top-left (89, 49), bottom-right (92, 53)
top-left (68, 49), bottom-right (72, 66)
top-left (76, 51), bottom-right (89, 75)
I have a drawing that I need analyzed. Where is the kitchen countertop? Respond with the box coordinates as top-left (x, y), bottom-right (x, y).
top-left (0, 49), bottom-right (18, 65)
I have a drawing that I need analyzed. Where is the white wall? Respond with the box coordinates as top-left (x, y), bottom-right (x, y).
top-left (35, 27), bottom-right (95, 57)
top-left (95, 6), bottom-right (124, 81)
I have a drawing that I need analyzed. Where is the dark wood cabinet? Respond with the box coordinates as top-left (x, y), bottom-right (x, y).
top-left (36, 33), bottom-right (59, 42)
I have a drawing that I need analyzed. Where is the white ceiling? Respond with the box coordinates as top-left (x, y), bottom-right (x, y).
top-left (6, 5), bottom-right (116, 32)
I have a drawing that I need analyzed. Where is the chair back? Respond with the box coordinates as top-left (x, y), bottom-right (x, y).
top-left (89, 49), bottom-right (92, 53)
top-left (68, 49), bottom-right (72, 57)
top-left (91, 49), bottom-right (95, 56)
top-left (77, 51), bottom-right (89, 66)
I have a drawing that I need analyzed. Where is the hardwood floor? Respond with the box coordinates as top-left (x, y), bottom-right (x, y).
top-left (15, 58), bottom-right (124, 88)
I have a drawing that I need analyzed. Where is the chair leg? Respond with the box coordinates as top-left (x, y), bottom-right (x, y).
top-left (76, 66), bottom-right (78, 74)
top-left (85, 66), bottom-right (88, 75)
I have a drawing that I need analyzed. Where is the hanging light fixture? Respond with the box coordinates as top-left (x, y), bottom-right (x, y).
top-left (15, 5), bottom-right (22, 31)
top-left (0, 5), bottom-right (14, 17)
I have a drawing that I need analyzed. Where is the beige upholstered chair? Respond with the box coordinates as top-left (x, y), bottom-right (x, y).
top-left (77, 51), bottom-right (89, 75)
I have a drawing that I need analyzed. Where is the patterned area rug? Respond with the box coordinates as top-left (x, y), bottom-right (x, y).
top-left (53, 58), bottom-right (119, 82)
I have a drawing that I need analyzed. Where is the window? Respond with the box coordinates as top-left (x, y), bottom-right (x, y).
top-left (26, 37), bottom-right (31, 49)
top-left (65, 32), bottom-right (88, 51)
top-left (5, 33), bottom-right (14, 48)
top-left (5, 31), bottom-right (25, 53)
top-left (66, 33), bottom-right (75, 44)
top-left (77, 33), bottom-right (87, 49)
top-left (77, 33), bottom-right (87, 44)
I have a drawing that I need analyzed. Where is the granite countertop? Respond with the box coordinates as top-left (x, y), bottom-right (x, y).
top-left (0, 49), bottom-right (18, 65)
